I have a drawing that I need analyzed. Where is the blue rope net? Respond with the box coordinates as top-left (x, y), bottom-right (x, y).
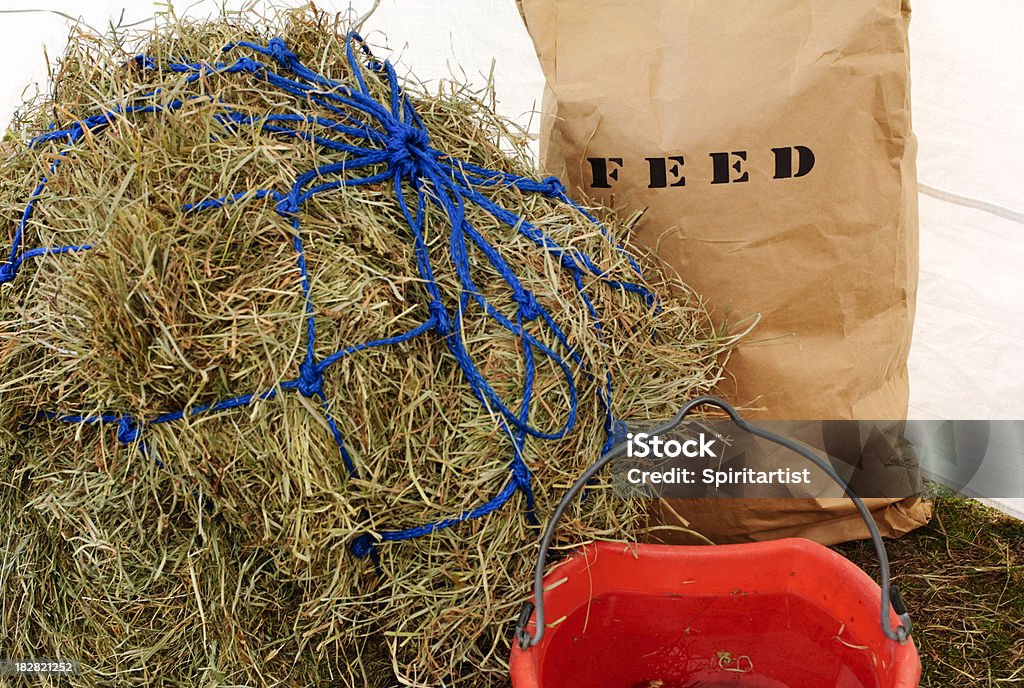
top-left (1, 33), bottom-right (657, 561)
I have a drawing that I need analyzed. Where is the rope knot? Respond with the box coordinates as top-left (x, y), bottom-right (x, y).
top-left (541, 175), bottom-right (566, 198)
top-left (427, 299), bottom-right (451, 334)
top-left (297, 362), bottom-right (324, 398)
top-left (0, 262), bottom-right (15, 285)
top-left (510, 456), bottom-right (532, 490)
top-left (351, 533), bottom-right (377, 559)
top-left (266, 37), bottom-right (298, 67)
top-left (513, 290), bottom-right (542, 321)
top-left (117, 417), bottom-right (141, 444)
top-left (228, 56), bottom-right (261, 74)
top-left (83, 113), bottom-right (113, 132)
top-left (386, 124), bottom-right (432, 178)
top-left (275, 194), bottom-right (300, 217)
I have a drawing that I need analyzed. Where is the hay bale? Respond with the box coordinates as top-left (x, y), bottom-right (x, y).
top-left (0, 8), bottom-right (732, 686)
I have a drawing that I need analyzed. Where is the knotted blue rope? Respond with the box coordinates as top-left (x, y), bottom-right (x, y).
top-left (3, 33), bottom-right (659, 560)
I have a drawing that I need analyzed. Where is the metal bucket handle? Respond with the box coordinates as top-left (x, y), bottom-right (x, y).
top-left (516, 395), bottom-right (913, 649)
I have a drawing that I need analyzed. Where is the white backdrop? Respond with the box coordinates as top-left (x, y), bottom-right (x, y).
top-left (1, 1), bottom-right (1021, 518)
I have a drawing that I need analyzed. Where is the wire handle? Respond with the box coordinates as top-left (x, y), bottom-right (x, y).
top-left (515, 396), bottom-right (913, 649)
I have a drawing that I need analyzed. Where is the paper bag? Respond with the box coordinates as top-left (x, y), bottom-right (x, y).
top-left (518, 0), bottom-right (931, 543)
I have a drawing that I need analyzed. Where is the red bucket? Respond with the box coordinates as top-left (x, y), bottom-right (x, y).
top-left (510, 397), bottom-right (920, 688)
top-left (510, 539), bottom-right (920, 688)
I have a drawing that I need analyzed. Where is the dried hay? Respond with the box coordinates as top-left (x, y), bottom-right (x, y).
top-left (0, 7), bottom-right (737, 686)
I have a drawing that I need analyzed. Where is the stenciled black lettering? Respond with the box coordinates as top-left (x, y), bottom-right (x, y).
top-left (587, 157), bottom-right (623, 188)
top-left (646, 156), bottom-right (686, 188)
top-left (709, 151), bottom-right (748, 184)
top-left (772, 145), bottom-right (815, 179)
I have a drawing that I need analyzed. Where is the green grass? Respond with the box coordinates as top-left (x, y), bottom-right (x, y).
top-left (834, 497), bottom-right (1023, 687)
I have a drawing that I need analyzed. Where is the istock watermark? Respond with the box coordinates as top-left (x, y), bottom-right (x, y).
top-left (610, 419), bottom-right (1024, 500)
top-left (625, 431), bottom-right (718, 459)
top-left (624, 430), bottom-right (811, 487)
top-left (626, 466), bottom-right (813, 488)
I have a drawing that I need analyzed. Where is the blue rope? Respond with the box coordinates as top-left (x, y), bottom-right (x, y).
top-left (1, 33), bottom-right (658, 560)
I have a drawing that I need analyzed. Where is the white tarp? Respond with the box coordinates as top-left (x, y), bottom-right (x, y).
top-left (905, 0), bottom-right (1024, 518)
top-left (1, 0), bottom-right (1020, 517)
